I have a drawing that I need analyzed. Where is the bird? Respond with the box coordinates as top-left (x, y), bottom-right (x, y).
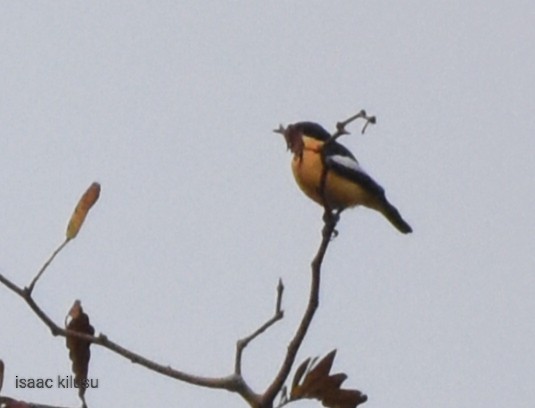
top-left (277, 121), bottom-right (412, 234)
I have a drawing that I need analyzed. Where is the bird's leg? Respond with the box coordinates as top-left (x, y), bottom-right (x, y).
top-left (317, 158), bottom-right (340, 239)
top-left (322, 207), bottom-right (343, 240)
top-left (331, 209), bottom-right (344, 239)
top-left (322, 209), bottom-right (335, 239)
top-left (322, 208), bottom-right (333, 224)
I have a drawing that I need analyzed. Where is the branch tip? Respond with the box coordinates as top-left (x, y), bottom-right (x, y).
top-left (332, 109), bottom-right (377, 140)
top-left (276, 279), bottom-right (284, 313)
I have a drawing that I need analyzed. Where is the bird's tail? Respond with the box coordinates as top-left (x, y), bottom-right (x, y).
top-left (378, 199), bottom-right (413, 234)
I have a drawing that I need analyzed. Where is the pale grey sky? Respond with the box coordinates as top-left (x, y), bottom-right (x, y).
top-left (1, 1), bottom-right (534, 407)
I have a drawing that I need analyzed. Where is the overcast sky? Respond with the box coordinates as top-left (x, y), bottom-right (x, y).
top-left (1, 1), bottom-right (534, 408)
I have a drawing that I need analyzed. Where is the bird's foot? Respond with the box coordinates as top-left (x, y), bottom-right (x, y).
top-left (322, 209), bottom-right (342, 240)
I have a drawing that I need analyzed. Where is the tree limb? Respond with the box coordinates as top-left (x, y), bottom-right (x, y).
top-left (260, 208), bottom-right (338, 407)
top-left (0, 273), bottom-right (258, 403)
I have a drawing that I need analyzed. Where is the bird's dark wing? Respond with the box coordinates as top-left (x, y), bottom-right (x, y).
top-left (323, 141), bottom-right (386, 197)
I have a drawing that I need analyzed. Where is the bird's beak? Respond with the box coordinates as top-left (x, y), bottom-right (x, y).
top-left (273, 124), bottom-right (285, 135)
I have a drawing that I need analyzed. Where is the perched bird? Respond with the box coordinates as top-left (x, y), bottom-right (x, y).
top-left (277, 121), bottom-right (412, 234)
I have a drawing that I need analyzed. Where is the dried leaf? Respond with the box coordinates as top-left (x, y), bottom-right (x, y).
top-left (327, 372), bottom-right (348, 388)
top-left (302, 349), bottom-right (336, 389)
top-left (323, 389), bottom-right (367, 408)
top-left (290, 350), bottom-right (367, 408)
top-left (292, 350), bottom-right (336, 399)
top-left (65, 300), bottom-right (95, 406)
top-left (0, 359), bottom-right (4, 393)
top-left (66, 182), bottom-right (101, 240)
top-left (290, 357), bottom-right (310, 398)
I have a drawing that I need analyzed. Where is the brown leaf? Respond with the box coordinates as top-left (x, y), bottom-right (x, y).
top-left (323, 389), bottom-right (367, 408)
top-left (290, 350), bottom-right (367, 408)
top-left (65, 300), bottom-right (95, 405)
top-left (290, 357), bottom-right (310, 398)
top-left (66, 182), bottom-right (101, 240)
top-left (292, 350), bottom-right (336, 398)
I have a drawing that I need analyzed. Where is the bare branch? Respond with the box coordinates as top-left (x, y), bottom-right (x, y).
top-left (333, 109), bottom-right (376, 140)
top-left (261, 208), bottom-right (338, 407)
top-left (0, 272), bottom-right (256, 403)
top-left (235, 280), bottom-right (285, 376)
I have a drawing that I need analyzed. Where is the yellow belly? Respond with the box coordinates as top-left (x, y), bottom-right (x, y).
top-left (291, 147), bottom-right (374, 210)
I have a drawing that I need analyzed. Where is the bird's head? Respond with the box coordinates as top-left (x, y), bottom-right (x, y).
top-left (274, 122), bottom-right (331, 158)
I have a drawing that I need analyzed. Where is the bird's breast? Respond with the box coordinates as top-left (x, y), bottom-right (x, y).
top-left (291, 145), bottom-right (374, 209)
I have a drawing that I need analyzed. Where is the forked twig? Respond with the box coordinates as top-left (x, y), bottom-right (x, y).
top-left (332, 109), bottom-right (376, 141)
top-left (235, 279), bottom-right (285, 375)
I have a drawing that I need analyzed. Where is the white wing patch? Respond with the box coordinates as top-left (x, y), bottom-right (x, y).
top-left (329, 155), bottom-right (369, 175)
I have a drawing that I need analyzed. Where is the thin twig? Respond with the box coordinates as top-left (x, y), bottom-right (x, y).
top-left (275, 279), bottom-right (284, 315)
top-left (27, 239), bottom-right (70, 295)
top-left (333, 109), bottom-right (376, 140)
top-left (235, 280), bottom-right (285, 375)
